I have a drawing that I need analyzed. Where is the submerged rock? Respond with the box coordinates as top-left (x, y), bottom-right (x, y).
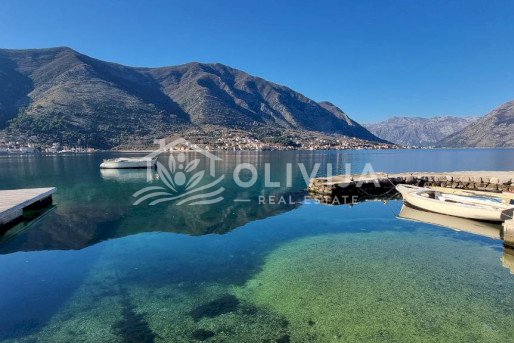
top-left (276, 334), bottom-right (291, 343)
top-left (189, 295), bottom-right (240, 320)
top-left (191, 328), bottom-right (215, 341)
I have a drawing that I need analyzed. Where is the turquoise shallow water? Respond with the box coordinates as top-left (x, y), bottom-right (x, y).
top-left (0, 149), bottom-right (514, 342)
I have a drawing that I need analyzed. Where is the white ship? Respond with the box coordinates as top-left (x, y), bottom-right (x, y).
top-left (99, 157), bottom-right (156, 169)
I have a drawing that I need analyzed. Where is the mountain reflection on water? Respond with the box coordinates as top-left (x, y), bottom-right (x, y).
top-left (2, 149), bottom-right (514, 254)
top-left (0, 152), bottom-right (317, 253)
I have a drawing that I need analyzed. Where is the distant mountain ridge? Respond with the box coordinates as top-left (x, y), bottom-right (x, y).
top-left (437, 100), bottom-right (514, 147)
top-left (365, 116), bottom-right (478, 146)
top-left (0, 47), bottom-right (382, 148)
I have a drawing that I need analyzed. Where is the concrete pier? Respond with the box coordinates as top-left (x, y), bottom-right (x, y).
top-left (308, 171), bottom-right (514, 199)
top-left (503, 220), bottom-right (514, 249)
top-left (0, 188), bottom-right (56, 229)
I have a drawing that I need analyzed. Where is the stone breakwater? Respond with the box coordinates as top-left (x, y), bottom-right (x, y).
top-left (308, 171), bottom-right (514, 249)
top-left (308, 171), bottom-right (514, 196)
top-left (503, 221), bottom-right (514, 249)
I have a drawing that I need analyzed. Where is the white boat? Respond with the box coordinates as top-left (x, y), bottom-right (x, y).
top-left (99, 157), bottom-right (156, 169)
top-left (396, 184), bottom-right (514, 222)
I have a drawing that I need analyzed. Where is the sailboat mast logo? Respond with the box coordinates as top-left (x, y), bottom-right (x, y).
top-left (132, 138), bottom-right (224, 206)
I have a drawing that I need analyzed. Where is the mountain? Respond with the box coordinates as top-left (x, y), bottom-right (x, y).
top-left (364, 116), bottom-right (478, 146)
top-left (437, 100), bottom-right (514, 148)
top-left (0, 47), bottom-right (383, 148)
top-left (317, 101), bottom-right (379, 142)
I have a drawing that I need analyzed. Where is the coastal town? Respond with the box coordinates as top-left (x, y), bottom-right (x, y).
top-left (0, 138), bottom-right (96, 154)
top-left (150, 129), bottom-right (400, 152)
top-left (0, 130), bottom-right (400, 154)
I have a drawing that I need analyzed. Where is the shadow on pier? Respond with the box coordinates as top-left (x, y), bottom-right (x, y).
top-left (308, 182), bottom-right (401, 206)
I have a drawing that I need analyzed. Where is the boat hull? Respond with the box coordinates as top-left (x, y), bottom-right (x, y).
top-left (100, 160), bottom-right (155, 169)
top-left (397, 184), bottom-right (509, 222)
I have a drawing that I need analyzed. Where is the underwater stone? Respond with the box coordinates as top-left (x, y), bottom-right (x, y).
top-left (279, 318), bottom-right (289, 328)
top-left (191, 329), bottom-right (215, 341)
top-left (276, 334), bottom-right (291, 343)
top-left (189, 295), bottom-right (240, 320)
top-left (240, 304), bottom-right (259, 315)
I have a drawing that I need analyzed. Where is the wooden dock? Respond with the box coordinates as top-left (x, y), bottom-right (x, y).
top-left (0, 188), bottom-right (56, 228)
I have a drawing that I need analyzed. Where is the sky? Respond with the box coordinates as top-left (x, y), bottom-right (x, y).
top-left (1, 0), bottom-right (514, 122)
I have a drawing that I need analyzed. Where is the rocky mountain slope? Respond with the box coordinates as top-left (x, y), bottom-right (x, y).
top-left (437, 100), bottom-right (514, 147)
top-left (0, 47), bottom-right (382, 148)
top-left (317, 101), bottom-right (377, 140)
top-left (365, 116), bottom-right (477, 146)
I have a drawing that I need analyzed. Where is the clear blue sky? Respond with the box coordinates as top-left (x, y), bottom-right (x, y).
top-left (1, 0), bottom-right (514, 122)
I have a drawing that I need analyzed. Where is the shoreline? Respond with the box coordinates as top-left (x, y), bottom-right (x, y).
top-left (3, 146), bottom-right (514, 155)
